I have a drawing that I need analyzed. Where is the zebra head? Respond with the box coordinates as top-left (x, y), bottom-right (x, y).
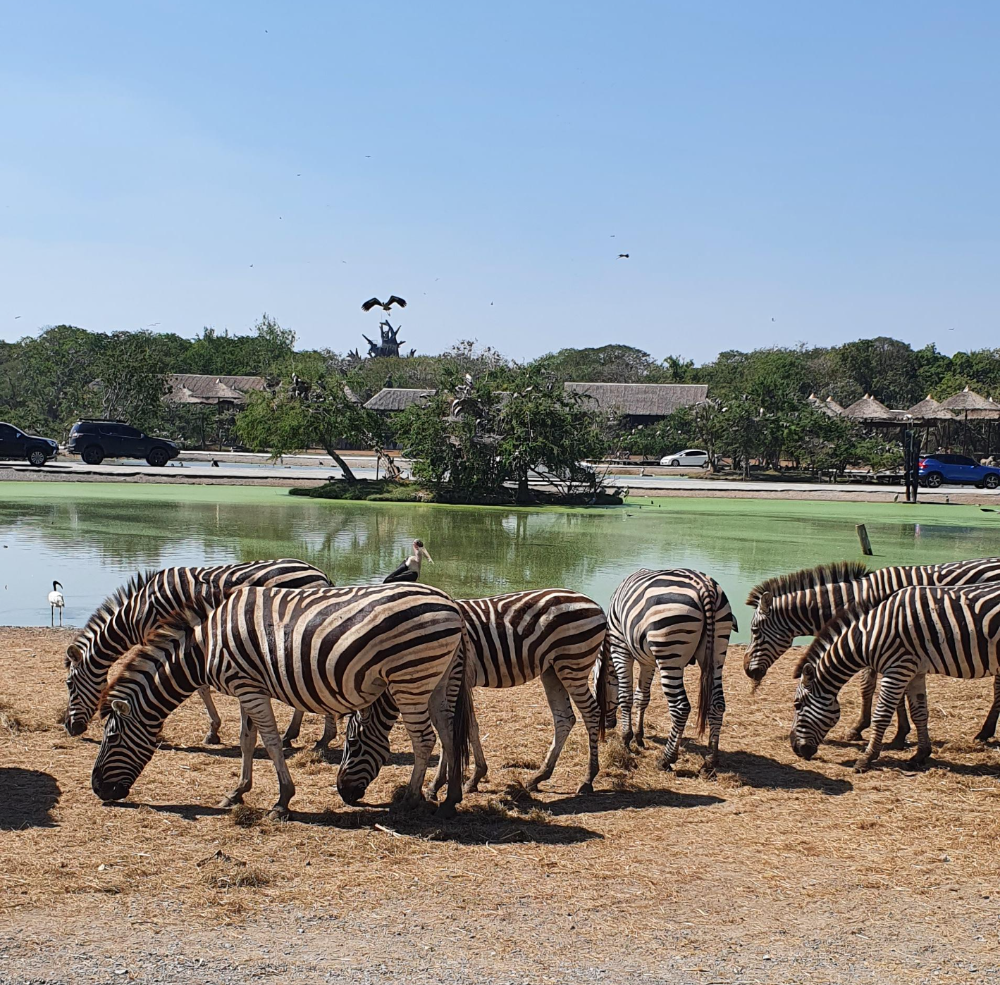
top-left (743, 592), bottom-right (793, 683)
top-left (789, 659), bottom-right (840, 760)
top-left (336, 691), bottom-right (400, 805)
top-left (91, 689), bottom-right (162, 802)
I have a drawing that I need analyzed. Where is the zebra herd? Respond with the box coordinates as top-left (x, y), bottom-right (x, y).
top-left (58, 553), bottom-right (1000, 820)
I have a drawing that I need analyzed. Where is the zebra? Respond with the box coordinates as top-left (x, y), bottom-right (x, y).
top-left (335, 589), bottom-right (611, 806)
top-left (790, 583), bottom-right (1000, 772)
top-left (743, 558), bottom-right (1000, 743)
top-left (92, 583), bottom-right (473, 818)
top-left (64, 559), bottom-right (332, 744)
top-left (599, 568), bottom-right (735, 773)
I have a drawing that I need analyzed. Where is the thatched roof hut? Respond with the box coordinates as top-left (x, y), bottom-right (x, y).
top-left (907, 396), bottom-right (956, 422)
top-left (941, 387), bottom-right (1000, 419)
top-left (808, 394), bottom-right (845, 418)
top-left (563, 383), bottom-right (708, 422)
top-left (166, 374), bottom-right (265, 406)
top-left (841, 394), bottom-right (901, 423)
top-left (364, 388), bottom-right (436, 413)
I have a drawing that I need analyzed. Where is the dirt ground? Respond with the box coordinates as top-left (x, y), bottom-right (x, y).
top-left (2, 628), bottom-right (999, 984)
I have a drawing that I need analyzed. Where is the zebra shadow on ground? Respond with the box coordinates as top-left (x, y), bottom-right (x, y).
top-left (834, 752), bottom-right (1000, 777)
top-left (0, 768), bottom-right (61, 829)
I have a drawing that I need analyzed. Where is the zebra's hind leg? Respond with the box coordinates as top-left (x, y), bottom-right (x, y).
top-left (614, 651), bottom-right (637, 750)
top-left (197, 687), bottom-right (223, 745)
top-left (218, 711), bottom-right (258, 808)
top-left (313, 714), bottom-right (338, 752)
top-left (905, 673), bottom-right (932, 767)
top-left (462, 700), bottom-right (488, 794)
top-left (657, 663), bottom-right (690, 770)
top-left (855, 670), bottom-right (913, 773)
top-left (281, 710), bottom-right (305, 749)
top-left (886, 695), bottom-right (911, 750)
top-left (526, 667), bottom-right (575, 793)
top-left (701, 661), bottom-right (727, 775)
top-left (845, 668), bottom-right (876, 742)
top-left (973, 675), bottom-right (1000, 743)
top-left (632, 660), bottom-right (655, 750)
top-left (562, 671), bottom-right (603, 795)
top-left (239, 693), bottom-right (296, 819)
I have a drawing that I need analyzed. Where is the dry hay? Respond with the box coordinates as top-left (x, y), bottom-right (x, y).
top-left (2, 626), bottom-right (1000, 982)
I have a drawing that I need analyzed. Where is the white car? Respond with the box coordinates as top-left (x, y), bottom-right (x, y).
top-left (659, 448), bottom-right (710, 468)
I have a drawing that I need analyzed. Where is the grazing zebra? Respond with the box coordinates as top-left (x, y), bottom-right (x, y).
top-left (92, 583), bottom-right (472, 818)
top-left (600, 568), bottom-right (735, 772)
top-left (744, 558), bottom-right (1000, 743)
top-left (790, 584), bottom-right (1000, 772)
top-left (336, 589), bottom-right (611, 805)
top-left (64, 559), bottom-right (331, 743)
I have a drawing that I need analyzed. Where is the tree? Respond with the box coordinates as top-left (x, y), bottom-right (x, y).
top-left (531, 345), bottom-right (667, 383)
top-left (833, 337), bottom-right (921, 408)
top-left (98, 331), bottom-right (171, 431)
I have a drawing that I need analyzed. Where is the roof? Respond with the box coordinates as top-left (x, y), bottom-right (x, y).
top-left (563, 382), bottom-right (708, 417)
top-left (941, 387), bottom-right (1000, 416)
top-left (808, 394), bottom-right (843, 418)
top-left (907, 396), bottom-right (956, 421)
top-left (841, 394), bottom-right (900, 422)
top-left (363, 387), bottom-right (436, 412)
top-left (166, 374), bottom-right (266, 405)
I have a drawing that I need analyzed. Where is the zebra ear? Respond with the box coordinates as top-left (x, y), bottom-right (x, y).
top-left (794, 659), bottom-right (815, 685)
top-left (66, 644), bottom-right (84, 666)
top-left (758, 592), bottom-right (772, 616)
top-left (110, 698), bottom-right (131, 717)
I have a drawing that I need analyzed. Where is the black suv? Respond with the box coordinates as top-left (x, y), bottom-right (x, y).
top-left (67, 420), bottom-right (179, 467)
top-left (0, 422), bottom-right (60, 466)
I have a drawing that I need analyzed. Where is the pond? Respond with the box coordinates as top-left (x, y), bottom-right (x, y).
top-left (3, 481), bottom-right (1000, 641)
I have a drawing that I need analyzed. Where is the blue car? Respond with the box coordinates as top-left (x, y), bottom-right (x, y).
top-left (919, 454), bottom-right (1000, 489)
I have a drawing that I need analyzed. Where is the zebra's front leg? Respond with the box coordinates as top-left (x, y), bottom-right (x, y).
top-left (314, 714), bottom-right (338, 751)
top-left (657, 663), bottom-right (690, 770)
top-left (196, 686), bottom-right (223, 745)
top-left (632, 659), bottom-right (655, 750)
top-left (845, 667), bottom-right (876, 742)
top-left (886, 694), bottom-right (911, 750)
top-left (905, 673), bottom-right (931, 768)
top-left (702, 664), bottom-right (726, 775)
top-left (527, 668), bottom-right (575, 793)
top-left (239, 693), bottom-right (296, 819)
top-left (281, 709), bottom-right (305, 749)
top-left (218, 711), bottom-right (257, 808)
top-left (855, 671), bottom-right (912, 773)
top-left (974, 675), bottom-right (1000, 743)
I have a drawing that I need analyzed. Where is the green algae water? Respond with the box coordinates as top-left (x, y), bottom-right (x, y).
top-left (4, 481), bottom-right (1000, 640)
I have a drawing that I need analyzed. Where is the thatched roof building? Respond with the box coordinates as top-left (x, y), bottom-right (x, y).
top-left (941, 387), bottom-right (1000, 419)
top-left (808, 394), bottom-right (846, 418)
top-left (364, 388), bottom-right (436, 413)
top-left (166, 374), bottom-right (266, 406)
top-left (564, 383), bottom-right (708, 424)
top-left (841, 394), bottom-right (902, 423)
top-left (907, 396), bottom-right (956, 422)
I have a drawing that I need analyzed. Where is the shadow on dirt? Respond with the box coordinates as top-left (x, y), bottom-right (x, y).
top-left (0, 768), bottom-right (61, 829)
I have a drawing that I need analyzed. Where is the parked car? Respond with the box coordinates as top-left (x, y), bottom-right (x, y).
top-left (919, 453), bottom-right (1000, 489)
top-left (0, 421), bottom-right (60, 466)
top-left (659, 448), bottom-right (710, 468)
top-left (67, 420), bottom-right (179, 467)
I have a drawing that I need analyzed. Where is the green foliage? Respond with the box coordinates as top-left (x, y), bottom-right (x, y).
top-left (290, 479), bottom-right (424, 502)
top-left (97, 331), bottom-right (171, 432)
top-left (531, 345), bottom-right (671, 383)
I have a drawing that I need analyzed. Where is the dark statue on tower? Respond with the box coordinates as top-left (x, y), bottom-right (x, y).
top-left (363, 320), bottom-right (405, 359)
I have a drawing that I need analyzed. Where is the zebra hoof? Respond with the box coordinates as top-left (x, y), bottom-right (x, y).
top-left (217, 794), bottom-right (243, 809)
top-left (204, 731), bottom-right (222, 745)
top-left (853, 757), bottom-right (873, 774)
top-left (973, 730), bottom-right (994, 744)
top-left (634, 735), bottom-right (646, 750)
top-left (267, 806), bottom-right (292, 822)
top-left (700, 761), bottom-right (718, 778)
top-left (462, 779), bottom-right (481, 794)
top-left (435, 801), bottom-right (458, 820)
top-left (907, 751), bottom-right (931, 769)
top-left (844, 728), bottom-right (865, 743)
top-left (576, 781), bottom-right (593, 796)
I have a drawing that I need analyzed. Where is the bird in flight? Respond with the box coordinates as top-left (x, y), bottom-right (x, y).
top-left (361, 295), bottom-right (407, 312)
top-left (617, 253), bottom-right (629, 259)
top-left (13, 315), bottom-right (21, 319)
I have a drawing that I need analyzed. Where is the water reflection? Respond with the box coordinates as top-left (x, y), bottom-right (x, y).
top-left (3, 489), bottom-right (1000, 641)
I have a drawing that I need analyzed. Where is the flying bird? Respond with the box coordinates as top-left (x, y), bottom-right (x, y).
top-left (361, 295), bottom-right (407, 313)
top-left (14, 315), bottom-right (21, 319)
top-left (617, 253), bottom-right (629, 259)
top-left (48, 580), bottom-right (65, 627)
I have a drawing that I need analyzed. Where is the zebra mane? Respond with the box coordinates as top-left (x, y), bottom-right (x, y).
top-left (97, 584), bottom-right (220, 714)
top-left (80, 568), bottom-right (161, 636)
top-left (792, 599), bottom-right (873, 679)
top-left (746, 560), bottom-right (870, 607)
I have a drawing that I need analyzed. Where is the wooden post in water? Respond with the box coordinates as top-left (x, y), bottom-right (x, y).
top-left (856, 523), bottom-right (874, 556)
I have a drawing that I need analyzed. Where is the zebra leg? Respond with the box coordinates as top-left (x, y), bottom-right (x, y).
top-left (657, 663), bottom-right (690, 770)
top-left (424, 680), bottom-right (466, 819)
top-left (527, 667), bottom-right (576, 793)
top-left (239, 693), bottom-right (296, 819)
top-left (855, 671), bottom-right (912, 773)
top-left (393, 697), bottom-right (438, 811)
top-left (845, 667), bottom-right (876, 742)
top-left (313, 714), bottom-right (339, 751)
top-left (886, 693), bottom-right (912, 751)
top-left (196, 687), bottom-right (223, 745)
top-left (614, 651), bottom-right (637, 750)
top-left (974, 675), bottom-right (1000, 743)
top-left (562, 673), bottom-right (603, 795)
top-left (218, 711), bottom-right (258, 808)
top-left (702, 661), bottom-right (726, 775)
top-left (905, 673), bottom-right (932, 767)
top-left (281, 710), bottom-right (305, 749)
top-left (462, 699), bottom-right (487, 794)
top-left (632, 660), bottom-right (656, 750)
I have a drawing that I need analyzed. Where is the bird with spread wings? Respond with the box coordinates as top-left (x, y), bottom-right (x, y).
top-left (361, 295), bottom-right (407, 312)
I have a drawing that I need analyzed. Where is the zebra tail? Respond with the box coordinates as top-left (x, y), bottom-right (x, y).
top-left (451, 622), bottom-right (474, 778)
top-left (695, 576), bottom-right (716, 736)
top-left (596, 631), bottom-right (610, 742)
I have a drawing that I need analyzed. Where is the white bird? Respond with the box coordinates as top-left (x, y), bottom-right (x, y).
top-left (48, 580), bottom-right (65, 627)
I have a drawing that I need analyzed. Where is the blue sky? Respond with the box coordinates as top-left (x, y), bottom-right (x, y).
top-left (1, 1), bottom-right (998, 362)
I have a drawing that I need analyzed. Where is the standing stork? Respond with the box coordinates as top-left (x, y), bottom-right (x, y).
top-left (48, 581), bottom-right (65, 626)
top-left (383, 540), bottom-right (433, 583)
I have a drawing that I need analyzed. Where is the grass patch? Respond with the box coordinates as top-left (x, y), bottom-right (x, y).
top-left (290, 479), bottom-right (425, 502)
top-left (198, 851), bottom-right (270, 890)
top-left (230, 805), bottom-right (265, 829)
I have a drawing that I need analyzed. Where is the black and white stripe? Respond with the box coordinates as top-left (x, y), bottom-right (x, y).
top-left (91, 583), bottom-right (472, 818)
top-left (336, 589), bottom-right (610, 805)
top-left (602, 568), bottom-right (735, 772)
top-left (744, 558), bottom-right (1000, 741)
top-left (790, 584), bottom-right (1000, 772)
top-left (64, 559), bottom-right (330, 742)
